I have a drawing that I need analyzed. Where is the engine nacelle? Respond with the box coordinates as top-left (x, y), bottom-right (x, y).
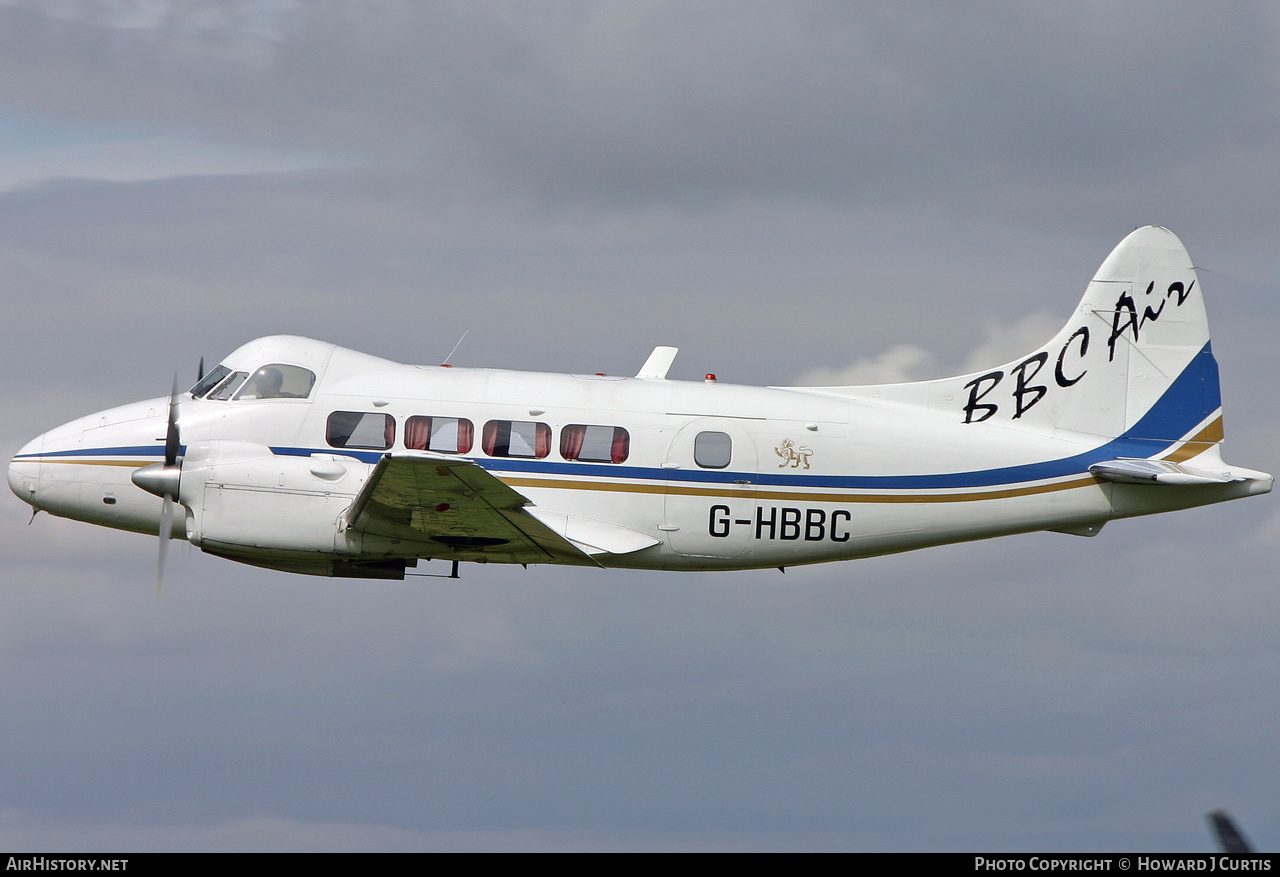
top-left (179, 441), bottom-right (365, 555)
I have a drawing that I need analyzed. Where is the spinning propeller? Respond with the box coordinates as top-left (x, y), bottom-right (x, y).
top-left (130, 376), bottom-right (185, 592)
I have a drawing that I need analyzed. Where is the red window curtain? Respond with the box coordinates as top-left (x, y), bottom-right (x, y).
top-left (482, 421), bottom-right (499, 456)
top-left (405, 416), bottom-right (431, 450)
top-left (561, 425), bottom-right (585, 460)
top-left (457, 419), bottom-right (474, 454)
top-left (535, 423), bottom-right (551, 459)
top-left (611, 428), bottom-right (629, 463)
top-left (382, 415), bottom-right (396, 448)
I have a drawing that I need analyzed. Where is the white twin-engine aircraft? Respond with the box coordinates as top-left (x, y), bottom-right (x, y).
top-left (7, 226), bottom-right (1272, 581)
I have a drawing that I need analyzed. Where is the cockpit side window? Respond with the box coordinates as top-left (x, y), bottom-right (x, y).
top-left (233, 364), bottom-right (316, 400)
top-left (190, 364), bottom-right (232, 399)
top-left (205, 371), bottom-right (249, 401)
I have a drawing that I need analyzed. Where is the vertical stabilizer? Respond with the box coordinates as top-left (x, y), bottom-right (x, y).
top-left (945, 226), bottom-right (1216, 444)
top-left (836, 227), bottom-right (1222, 458)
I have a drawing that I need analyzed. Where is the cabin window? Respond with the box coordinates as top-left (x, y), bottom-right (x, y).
top-left (234, 364), bottom-right (316, 400)
top-left (327, 411), bottom-right (395, 450)
top-left (482, 420), bottom-right (551, 459)
top-left (205, 371), bottom-right (249, 401)
top-left (190, 365), bottom-right (232, 399)
top-left (561, 424), bottom-right (629, 463)
top-left (694, 431), bottom-right (732, 469)
top-left (405, 416), bottom-right (474, 454)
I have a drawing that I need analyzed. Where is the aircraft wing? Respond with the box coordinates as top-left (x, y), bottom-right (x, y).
top-left (345, 454), bottom-right (601, 566)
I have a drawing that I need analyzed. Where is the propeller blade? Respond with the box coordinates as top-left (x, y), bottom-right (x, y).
top-left (1208, 810), bottom-right (1253, 854)
top-left (197, 356), bottom-right (204, 383)
top-left (156, 376), bottom-right (182, 594)
top-left (157, 494), bottom-right (174, 595)
top-left (164, 375), bottom-right (180, 467)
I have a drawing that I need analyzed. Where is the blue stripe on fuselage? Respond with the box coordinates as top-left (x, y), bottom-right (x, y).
top-left (14, 445), bottom-right (166, 459)
top-left (25, 343), bottom-right (1220, 492)
top-left (272, 342), bottom-right (1221, 490)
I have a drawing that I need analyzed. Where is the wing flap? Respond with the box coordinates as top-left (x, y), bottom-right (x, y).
top-left (525, 509), bottom-right (661, 556)
top-left (346, 454), bottom-right (599, 565)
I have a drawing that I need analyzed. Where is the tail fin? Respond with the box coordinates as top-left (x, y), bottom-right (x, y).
top-left (799, 227), bottom-right (1271, 497)
top-left (985, 225), bottom-right (1217, 446)
top-left (861, 226), bottom-right (1221, 454)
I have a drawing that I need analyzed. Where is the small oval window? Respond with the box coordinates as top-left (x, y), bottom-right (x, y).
top-left (694, 431), bottom-right (732, 469)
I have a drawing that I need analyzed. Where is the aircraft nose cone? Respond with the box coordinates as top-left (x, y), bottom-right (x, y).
top-left (8, 433), bottom-right (43, 507)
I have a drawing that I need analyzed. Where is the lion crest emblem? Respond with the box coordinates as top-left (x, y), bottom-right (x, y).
top-left (774, 438), bottom-right (813, 470)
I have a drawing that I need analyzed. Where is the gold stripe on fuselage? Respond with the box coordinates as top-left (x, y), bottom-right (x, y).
top-left (501, 474), bottom-right (1104, 504)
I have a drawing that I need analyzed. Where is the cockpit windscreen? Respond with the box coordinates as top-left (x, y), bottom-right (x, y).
top-left (189, 364), bottom-right (232, 398)
top-left (190, 363), bottom-right (316, 401)
top-left (233, 364), bottom-right (316, 400)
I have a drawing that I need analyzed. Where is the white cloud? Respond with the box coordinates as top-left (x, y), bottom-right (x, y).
top-left (961, 312), bottom-right (1062, 373)
top-left (791, 343), bottom-right (936, 386)
top-left (790, 312), bottom-right (1062, 386)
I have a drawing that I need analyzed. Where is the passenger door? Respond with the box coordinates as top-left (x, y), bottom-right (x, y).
top-left (662, 419), bottom-right (758, 559)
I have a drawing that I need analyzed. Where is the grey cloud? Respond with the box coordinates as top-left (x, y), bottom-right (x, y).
top-left (1, 2), bottom-right (1278, 212)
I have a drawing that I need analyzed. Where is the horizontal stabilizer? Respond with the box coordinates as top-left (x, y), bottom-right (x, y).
top-left (1090, 458), bottom-right (1240, 485)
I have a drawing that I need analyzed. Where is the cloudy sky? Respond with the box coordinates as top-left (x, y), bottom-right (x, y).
top-left (1, 1), bottom-right (1278, 852)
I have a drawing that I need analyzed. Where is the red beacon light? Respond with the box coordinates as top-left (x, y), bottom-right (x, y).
top-left (705, 373), bottom-right (717, 383)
